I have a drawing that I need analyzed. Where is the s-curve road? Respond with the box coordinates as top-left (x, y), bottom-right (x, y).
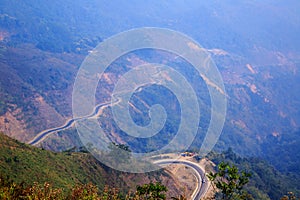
top-left (154, 159), bottom-right (209, 200)
top-left (28, 98), bottom-right (121, 146)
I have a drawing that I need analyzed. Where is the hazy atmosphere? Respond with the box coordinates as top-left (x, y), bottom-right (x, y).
top-left (0, 0), bottom-right (299, 199)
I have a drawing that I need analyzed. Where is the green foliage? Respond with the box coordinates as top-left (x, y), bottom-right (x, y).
top-left (136, 182), bottom-right (167, 200)
top-left (69, 183), bottom-right (101, 200)
top-left (24, 182), bottom-right (64, 200)
top-left (0, 132), bottom-right (103, 190)
top-left (207, 149), bottom-right (300, 199)
top-left (0, 177), bottom-right (65, 200)
top-left (208, 162), bottom-right (252, 200)
top-left (0, 176), bottom-right (176, 200)
top-left (0, 176), bottom-right (27, 199)
top-left (0, 133), bottom-right (169, 196)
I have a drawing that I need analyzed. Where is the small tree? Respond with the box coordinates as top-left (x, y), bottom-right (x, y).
top-left (136, 182), bottom-right (167, 200)
top-left (208, 162), bottom-right (252, 200)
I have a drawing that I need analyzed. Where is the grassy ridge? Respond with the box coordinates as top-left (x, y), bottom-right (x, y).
top-left (0, 132), bottom-right (172, 194)
top-left (0, 132), bottom-right (103, 189)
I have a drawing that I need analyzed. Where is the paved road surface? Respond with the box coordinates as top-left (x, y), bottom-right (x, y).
top-left (154, 159), bottom-right (209, 200)
top-left (28, 99), bottom-right (119, 145)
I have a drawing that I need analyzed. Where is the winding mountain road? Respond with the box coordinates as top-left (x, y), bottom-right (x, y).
top-left (28, 98), bottom-right (120, 145)
top-left (154, 159), bottom-right (209, 200)
top-left (27, 99), bottom-right (210, 199)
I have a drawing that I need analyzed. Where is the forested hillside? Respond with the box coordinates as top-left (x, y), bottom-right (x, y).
top-left (207, 149), bottom-right (300, 199)
top-left (0, 132), bottom-right (183, 197)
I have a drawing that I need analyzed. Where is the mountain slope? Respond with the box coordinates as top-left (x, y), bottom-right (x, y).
top-left (0, 0), bottom-right (299, 177)
top-left (207, 149), bottom-right (300, 199)
top-left (0, 132), bottom-right (183, 196)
